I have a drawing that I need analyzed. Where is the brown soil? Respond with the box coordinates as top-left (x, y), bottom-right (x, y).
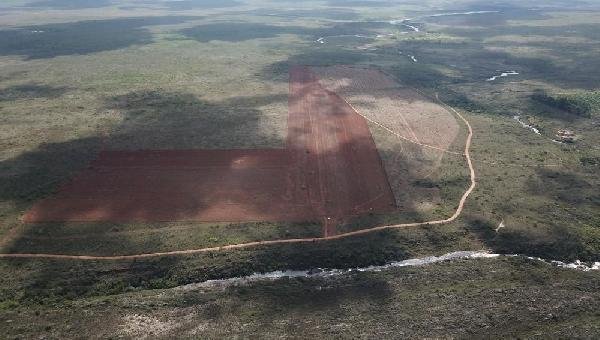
top-left (311, 66), bottom-right (463, 208)
top-left (3, 91), bottom-right (476, 260)
top-left (288, 66), bottom-right (396, 235)
top-left (23, 149), bottom-right (314, 223)
top-left (23, 67), bottom-right (396, 235)
top-left (311, 65), bottom-right (460, 152)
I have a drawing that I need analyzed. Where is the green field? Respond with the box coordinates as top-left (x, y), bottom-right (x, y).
top-left (0, 0), bottom-right (599, 337)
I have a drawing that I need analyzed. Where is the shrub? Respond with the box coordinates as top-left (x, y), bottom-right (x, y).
top-left (532, 89), bottom-right (600, 118)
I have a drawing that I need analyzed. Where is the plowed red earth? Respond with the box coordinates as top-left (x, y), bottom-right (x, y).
top-left (24, 66), bottom-right (395, 235)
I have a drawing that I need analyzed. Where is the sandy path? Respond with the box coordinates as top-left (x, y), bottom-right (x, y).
top-left (0, 93), bottom-right (475, 261)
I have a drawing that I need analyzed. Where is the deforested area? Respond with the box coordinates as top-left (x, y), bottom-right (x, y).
top-left (1, 0), bottom-right (599, 338)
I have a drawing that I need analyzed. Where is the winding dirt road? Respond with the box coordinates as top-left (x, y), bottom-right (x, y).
top-left (0, 93), bottom-right (476, 261)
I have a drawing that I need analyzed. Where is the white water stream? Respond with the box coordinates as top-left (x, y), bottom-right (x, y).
top-left (486, 71), bottom-right (519, 81)
top-left (176, 251), bottom-right (599, 290)
top-left (315, 34), bottom-right (372, 45)
top-left (402, 23), bottom-right (420, 32)
top-left (425, 10), bottom-right (499, 18)
top-left (388, 10), bottom-right (500, 32)
top-left (513, 115), bottom-right (541, 135)
top-left (487, 70), bottom-right (519, 81)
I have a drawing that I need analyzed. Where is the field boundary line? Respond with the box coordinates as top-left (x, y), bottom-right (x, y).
top-left (338, 95), bottom-right (463, 156)
top-left (0, 93), bottom-right (476, 261)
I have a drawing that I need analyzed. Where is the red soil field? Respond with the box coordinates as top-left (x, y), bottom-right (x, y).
top-left (24, 66), bottom-right (396, 235)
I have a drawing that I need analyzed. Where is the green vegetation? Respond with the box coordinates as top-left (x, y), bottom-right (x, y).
top-left (581, 156), bottom-right (600, 167)
top-left (0, 17), bottom-right (197, 59)
top-left (0, 0), bottom-right (599, 337)
top-left (0, 224), bottom-right (482, 306)
top-left (2, 258), bottom-right (599, 338)
top-left (532, 90), bottom-right (600, 118)
top-left (26, 0), bottom-right (113, 10)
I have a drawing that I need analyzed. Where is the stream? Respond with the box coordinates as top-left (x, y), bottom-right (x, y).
top-left (513, 115), bottom-right (541, 134)
top-left (487, 71), bottom-right (519, 81)
top-left (176, 251), bottom-right (599, 290)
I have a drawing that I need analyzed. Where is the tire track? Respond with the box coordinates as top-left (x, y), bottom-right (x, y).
top-left (0, 93), bottom-right (476, 261)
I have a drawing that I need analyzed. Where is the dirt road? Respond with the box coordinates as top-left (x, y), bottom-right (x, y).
top-left (0, 92), bottom-right (475, 261)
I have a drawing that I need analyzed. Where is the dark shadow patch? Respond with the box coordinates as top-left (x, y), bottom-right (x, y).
top-left (0, 7), bottom-right (17, 14)
top-left (326, 0), bottom-right (390, 7)
top-left (245, 8), bottom-right (359, 20)
top-left (0, 84), bottom-right (68, 102)
top-left (0, 71), bottom-right (29, 83)
top-left (0, 79), bottom-right (430, 306)
top-left (118, 5), bottom-right (148, 11)
top-left (410, 25), bottom-right (600, 88)
top-left (384, 38), bottom-right (583, 88)
top-left (229, 273), bottom-right (394, 328)
top-left (105, 90), bottom-right (285, 149)
top-left (331, 20), bottom-right (395, 30)
top-left (263, 50), bottom-right (372, 82)
top-left (180, 22), bottom-right (313, 43)
top-left (416, 2), bottom-right (550, 27)
top-left (0, 90), bottom-right (284, 224)
top-left (527, 168), bottom-right (600, 208)
top-left (0, 231), bottom-right (408, 305)
top-left (25, 0), bottom-right (113, 10)
top-left (423, 11), bottom-right (544, 27)
top-left (18, 68), bottom-right (396, 227)
top-left (0, 255), bottom-right (181, 304)
top-left (0, 137), bottom-right (102, 208)
top-left (163, 0), bottom-right (242, 11)
top-left (463, 167), bottom-right (600, 262)
top-left (442, 23), bottom-right (600, 42)
top-left (389, 62), bottom-right (459, 89)
top-left (466, 217), bottom-right (592, 262)
top-left (0, 16), bottom-right (197, 60)
top-left (457, 0), bottom-right (595, 12)
top-left (180, 21), bottom-right (387, 43)
top-left (437, 87), bottom-right (490, 114)
top-left (322, 20), bottom-right (394, 35)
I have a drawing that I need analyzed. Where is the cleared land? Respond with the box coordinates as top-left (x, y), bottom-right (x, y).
top-left (288, 66), bottom-right (396, 234)
top-left (312, 66), bottom-right (460, 152)
top-left (311, 66), bottom-right (463, 209)
top-left (23, 149), bottom-right (314, 223)
top-left (1, 2), bottom-right (599, 337)
top-left (2, 74), bottom-right (475, 260)
top-left (23, 66), bottom-right (396, 236)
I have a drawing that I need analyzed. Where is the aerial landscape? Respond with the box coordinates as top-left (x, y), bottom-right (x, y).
top-left (0, 0), bottom-right (599, 337)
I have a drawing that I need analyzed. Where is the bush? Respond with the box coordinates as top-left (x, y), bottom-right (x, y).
top-left (580, 157), bottom-right (600, 166)
top-left (532, 89), bottom-right (600, 118)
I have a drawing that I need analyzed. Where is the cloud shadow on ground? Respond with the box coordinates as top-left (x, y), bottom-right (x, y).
top-left (24, 0), bottom-right (113, 10)
top-left (163, 0), bottom-right (242, 11)
top-left (0, 16), bottom-right (198, 60)
top-left (0, 84), bottom-right (69, 102)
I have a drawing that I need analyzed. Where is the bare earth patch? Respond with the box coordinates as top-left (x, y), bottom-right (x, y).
top-left (23, 67), bottom-right (395, 237)
top-left (310, 65), bottom-right (463, 211)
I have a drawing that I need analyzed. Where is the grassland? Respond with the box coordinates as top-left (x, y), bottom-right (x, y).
top-left (2, 257), bottom-right (599, 338)
top-left (0, 0), bottom-right (599, 337)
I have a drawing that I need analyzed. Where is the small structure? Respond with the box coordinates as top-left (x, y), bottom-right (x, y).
top-left (556, 129), bottom-right (576, 143)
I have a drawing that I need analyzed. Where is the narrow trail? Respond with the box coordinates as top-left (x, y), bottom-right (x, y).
top-left (0, 94), bottom-right (476, 261)
top-left (349, 103), bottom-right (464, 156)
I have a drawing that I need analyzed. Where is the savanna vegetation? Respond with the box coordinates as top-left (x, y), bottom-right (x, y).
top-left (0, 0), bottom-right (599, 337)
top-left (532, 89), bottom-right (600, 117)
